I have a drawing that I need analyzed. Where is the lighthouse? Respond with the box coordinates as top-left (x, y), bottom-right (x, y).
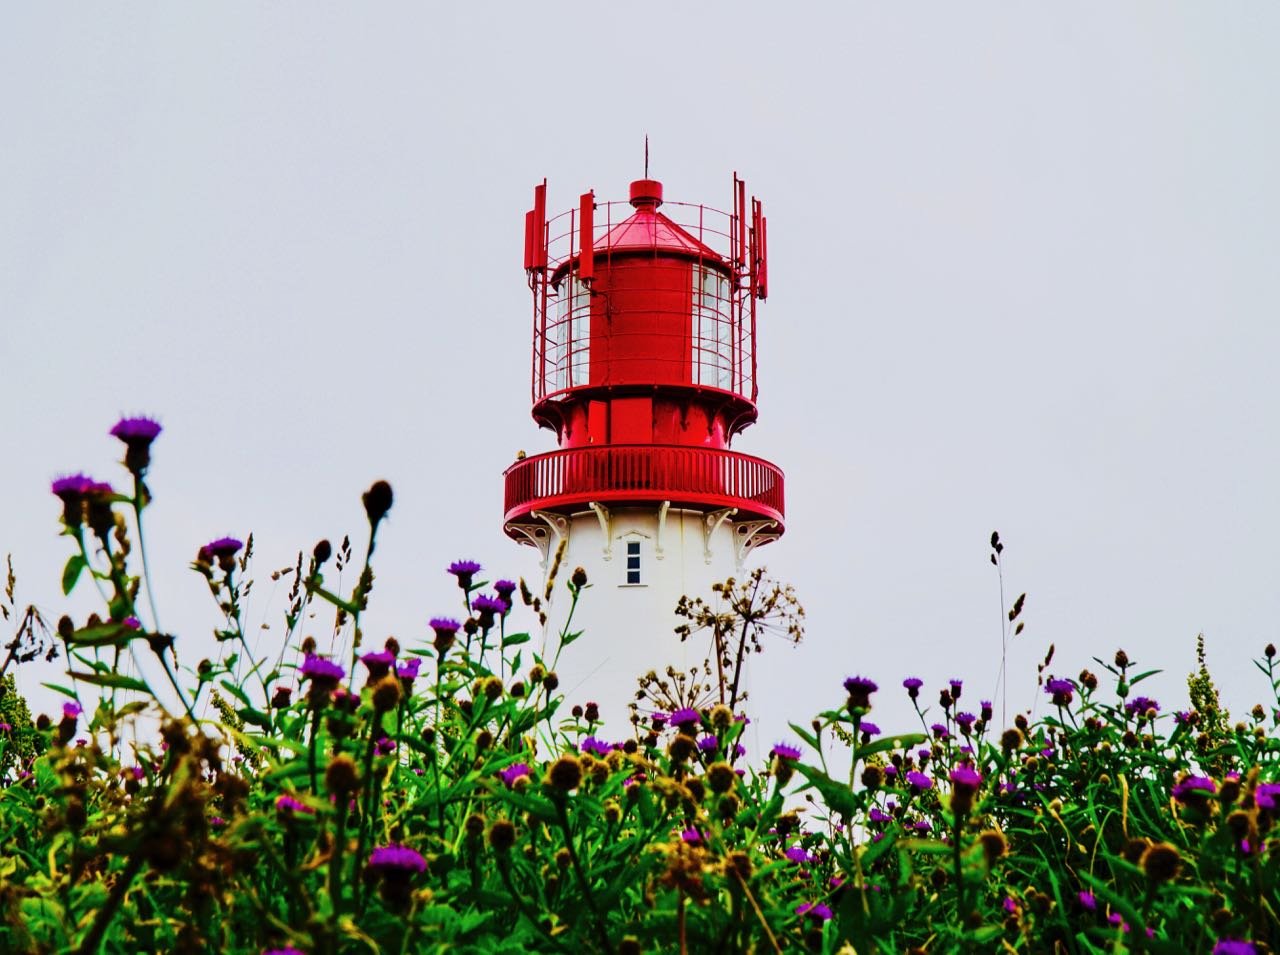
top-left (503, 171), bottom-right (785, 729)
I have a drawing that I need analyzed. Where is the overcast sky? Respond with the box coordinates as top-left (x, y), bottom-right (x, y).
top-left (3, 5), bottom-right (1279, 744)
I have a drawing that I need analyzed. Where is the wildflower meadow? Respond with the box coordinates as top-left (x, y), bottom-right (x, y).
top-left (0, 418), bottom-right (1277, 954)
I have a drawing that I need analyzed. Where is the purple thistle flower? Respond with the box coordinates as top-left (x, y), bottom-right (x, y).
top-left (498, 763), bottom-right (531, 787)
top-left (368, 845), bottom-right (427, 875)
top-left (300, 654), bottom-right (345, 684)
top-left (494, 579), bottom-right (517, 601)
top-left (374, 737), bottom-right (395, 756)
top-left (1002, 896), bottom-right (1017, 914)
top-left (669, 707), bottom-right (701, 727)
top-left (930, 722), bottom-right (950, 740)
top-left (734, 743), bottom-right (747, 758)
top-left (471, 593), bottom-right (508, 627)
top-left (580, 737), bottom-right (613, 757)
top-left (1045, 678), bottom-right (1075, 706)
top-left (109, 416), bottom-right (162, 440)
top-left (1077, 890), bottom-right (1097, 911)
top-left (1124, 696), bottom-right (1160, 717)
top-left (954, 712), bottom-right (976, 733)
top-left (262, 948), bottom-right (307, 955)
top-left (795, 901), bottom-right (832, 921)
top-left (1213, 942), bottom-right (1259, 955)
top-left (859, 721), bottom-right (881, 737)
top-left (1174, 710), bottom-right (1194, 725)
top-left (784, 846), bottom-right (812, 864)
top-left (51, 474), bottom-right (94, 498)
top-left (396, 657), bottom-right (422, 682)
top-left (698, 734), bottom-right (719, 753)
top-left (447, 560), bottom-right (482, 590)
top-left (62, 702), bottom-right (82, 720)
top-left (948, 678), bottom-right (963, 699)
top-left (906, 771), bottom-right (933, 791)
top-left (276, 795), bottom-right (313, 814)
top-left (843, 676), bottom-right (878, 709)
top-left (869, 807), bottom-right (892, 824)
top-left (204, 537), bottom-right (243, 559)
top-left (770, 742), bottom-right (802, 761)
top-left (949, 765), bottom-right (982, 791)
top-left (902, 677), bottom-right (923, 699)
top-left (1171, 775), bottom-right (1216, 803)
top-left (883, 764), bottom-right (897, 778)
top-left (680, 828), bottom-right (702, 844)
top-left (912, 818), bottom-right (931, 832)
top-left (360, 650), bottom-right (396, 679)
top-left (1254, 782), bottom-right (1280, 811)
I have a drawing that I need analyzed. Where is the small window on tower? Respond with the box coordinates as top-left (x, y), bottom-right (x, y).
top-left (625, 540), bottom-right (641, 585)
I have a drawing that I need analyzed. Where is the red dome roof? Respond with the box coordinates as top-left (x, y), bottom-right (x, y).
top-left (593, 179), bottom-right (724, 261)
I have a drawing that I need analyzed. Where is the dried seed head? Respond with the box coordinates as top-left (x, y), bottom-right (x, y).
top-left (488, 819), bottom-right (516, 852)
top-left (546, 756), bottom-right (582, 793)
top-left (371, 676), bottom-right (402, 712)
top-left (1140, 841), bottom-right (1181, 882)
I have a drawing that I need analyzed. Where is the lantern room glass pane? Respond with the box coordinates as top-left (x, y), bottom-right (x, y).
top-left (692, 266), bottom-right (733, 391)
top-left (549, 277), bottom-right (590, 392)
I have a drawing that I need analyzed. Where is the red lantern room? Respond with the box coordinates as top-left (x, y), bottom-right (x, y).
top-left (504, 173), bottom-right (784, 550)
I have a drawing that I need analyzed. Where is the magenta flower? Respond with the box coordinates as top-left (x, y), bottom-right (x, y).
top-left (1255, 783), bottom-right (1280, 811)
top-left (869, 807), bottom-right (892, 824)
top-left (360, 650), bottom-right (396, 679)
top-left (1213, 942), bottom-right (1258, 955)
top-left (859, 721), bottom-right (881, 737)
top-left (580, 737), bottom-right (613, 757)
top-left (680, 828), bottom-right (702, 844)
top-left (498, 763), bottom-right (531, 787)
top-left (396, 657), bottom-right (422, 682)
top-left (1124, 696), bottom-right (1160, 716)
top-left (698, 735), bottom-right (719, 753)
top-left (494, 579), bottom-right (517, 601)
top-left (930, 722), bottom-right (950, 740)
top-left (368, 845), bottom-right (426, 874)
top-left (1045, 678), bottom-right (1074, 706)
top-left (1002, 896), bottom-right (1017, 914)
top-left (1077, 890), bottom-right (1097, 911)
top-left (204, 537), bottom-right (243, 558)
top-left (62, 702), bottom-right (82, 720)
top-left (276, 795), bottom-right (313, 814)
top-left (1171, 775), bottom-right (1216, 803)
top-left (770, 742), bottom-right (802, 761)
top-left (843, 676), bottom-right (878, 709)
top-left (262, 948), bottom-right (306, 955)
top-left (300, 654), bottom-right (345, 683)
top-left (949, 765), bottom-right (982, 790)
top-left (669, 707), bottom-right (701, 727)
top-left (471, 593), bottom-right (507, 627)
top-left (906, 771), bottom-right (933, 791)
top-left (784, 846), bottom-right (814, 865)
top-left (447, 560), bottom-right (482, 590)
top-left (795, 901), bottom-right (832, 921)
top-left (954, 712), bottom-right (976, 733)
top-left (110, 416), bottom-right (162, 441)
top-left (902, 677), bottom-right (923, 699)
top-left (948, 678), bottom-right (963, 699)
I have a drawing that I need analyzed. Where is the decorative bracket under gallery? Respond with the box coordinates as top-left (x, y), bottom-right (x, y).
top-left (734, 519), bottom-right (780, 566)
top-left (703, 507), bottom-right (738, 564)
top-left (506, 510), bottom-right (570, 568)
top-left (655, 500), bottom-right (670, 560)
top-left (588, 502), bottom-right (612, 560)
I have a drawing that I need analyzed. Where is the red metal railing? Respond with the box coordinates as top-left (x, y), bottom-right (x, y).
top-left (503, 445), bottom-right (784, 527)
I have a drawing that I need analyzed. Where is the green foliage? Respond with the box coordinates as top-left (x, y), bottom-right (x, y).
top-left (1, 427), bottom-right (1278, 954)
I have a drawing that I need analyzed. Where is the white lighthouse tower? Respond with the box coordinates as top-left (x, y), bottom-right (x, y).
top-left (503, 172), bottom-right (784, 730)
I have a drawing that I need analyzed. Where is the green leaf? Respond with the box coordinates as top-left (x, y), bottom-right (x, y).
top-left (858, 732), bottom-right (928, 758)
top-left (61, 554), bottom-right (87, 595)
top-left (237, 707), bottom-right (271, 729)
top-left (67, 670), bottom-right (151, 694)
top-left (793, 762), bottom-right (858, 818)
top-left (41, 682), bottom-right (80, 700)
top-left (219, 680), bottom-right (251, 707)
top-left (787, 721), bottom-right (820, 751)
top-left (502, 632), bottom-right (531, 647)
top-left (66, 622), bottom-right (137, 649)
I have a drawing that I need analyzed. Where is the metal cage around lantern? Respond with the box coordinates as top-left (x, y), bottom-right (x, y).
top-left (523, 176), bottom-right (769, 413)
